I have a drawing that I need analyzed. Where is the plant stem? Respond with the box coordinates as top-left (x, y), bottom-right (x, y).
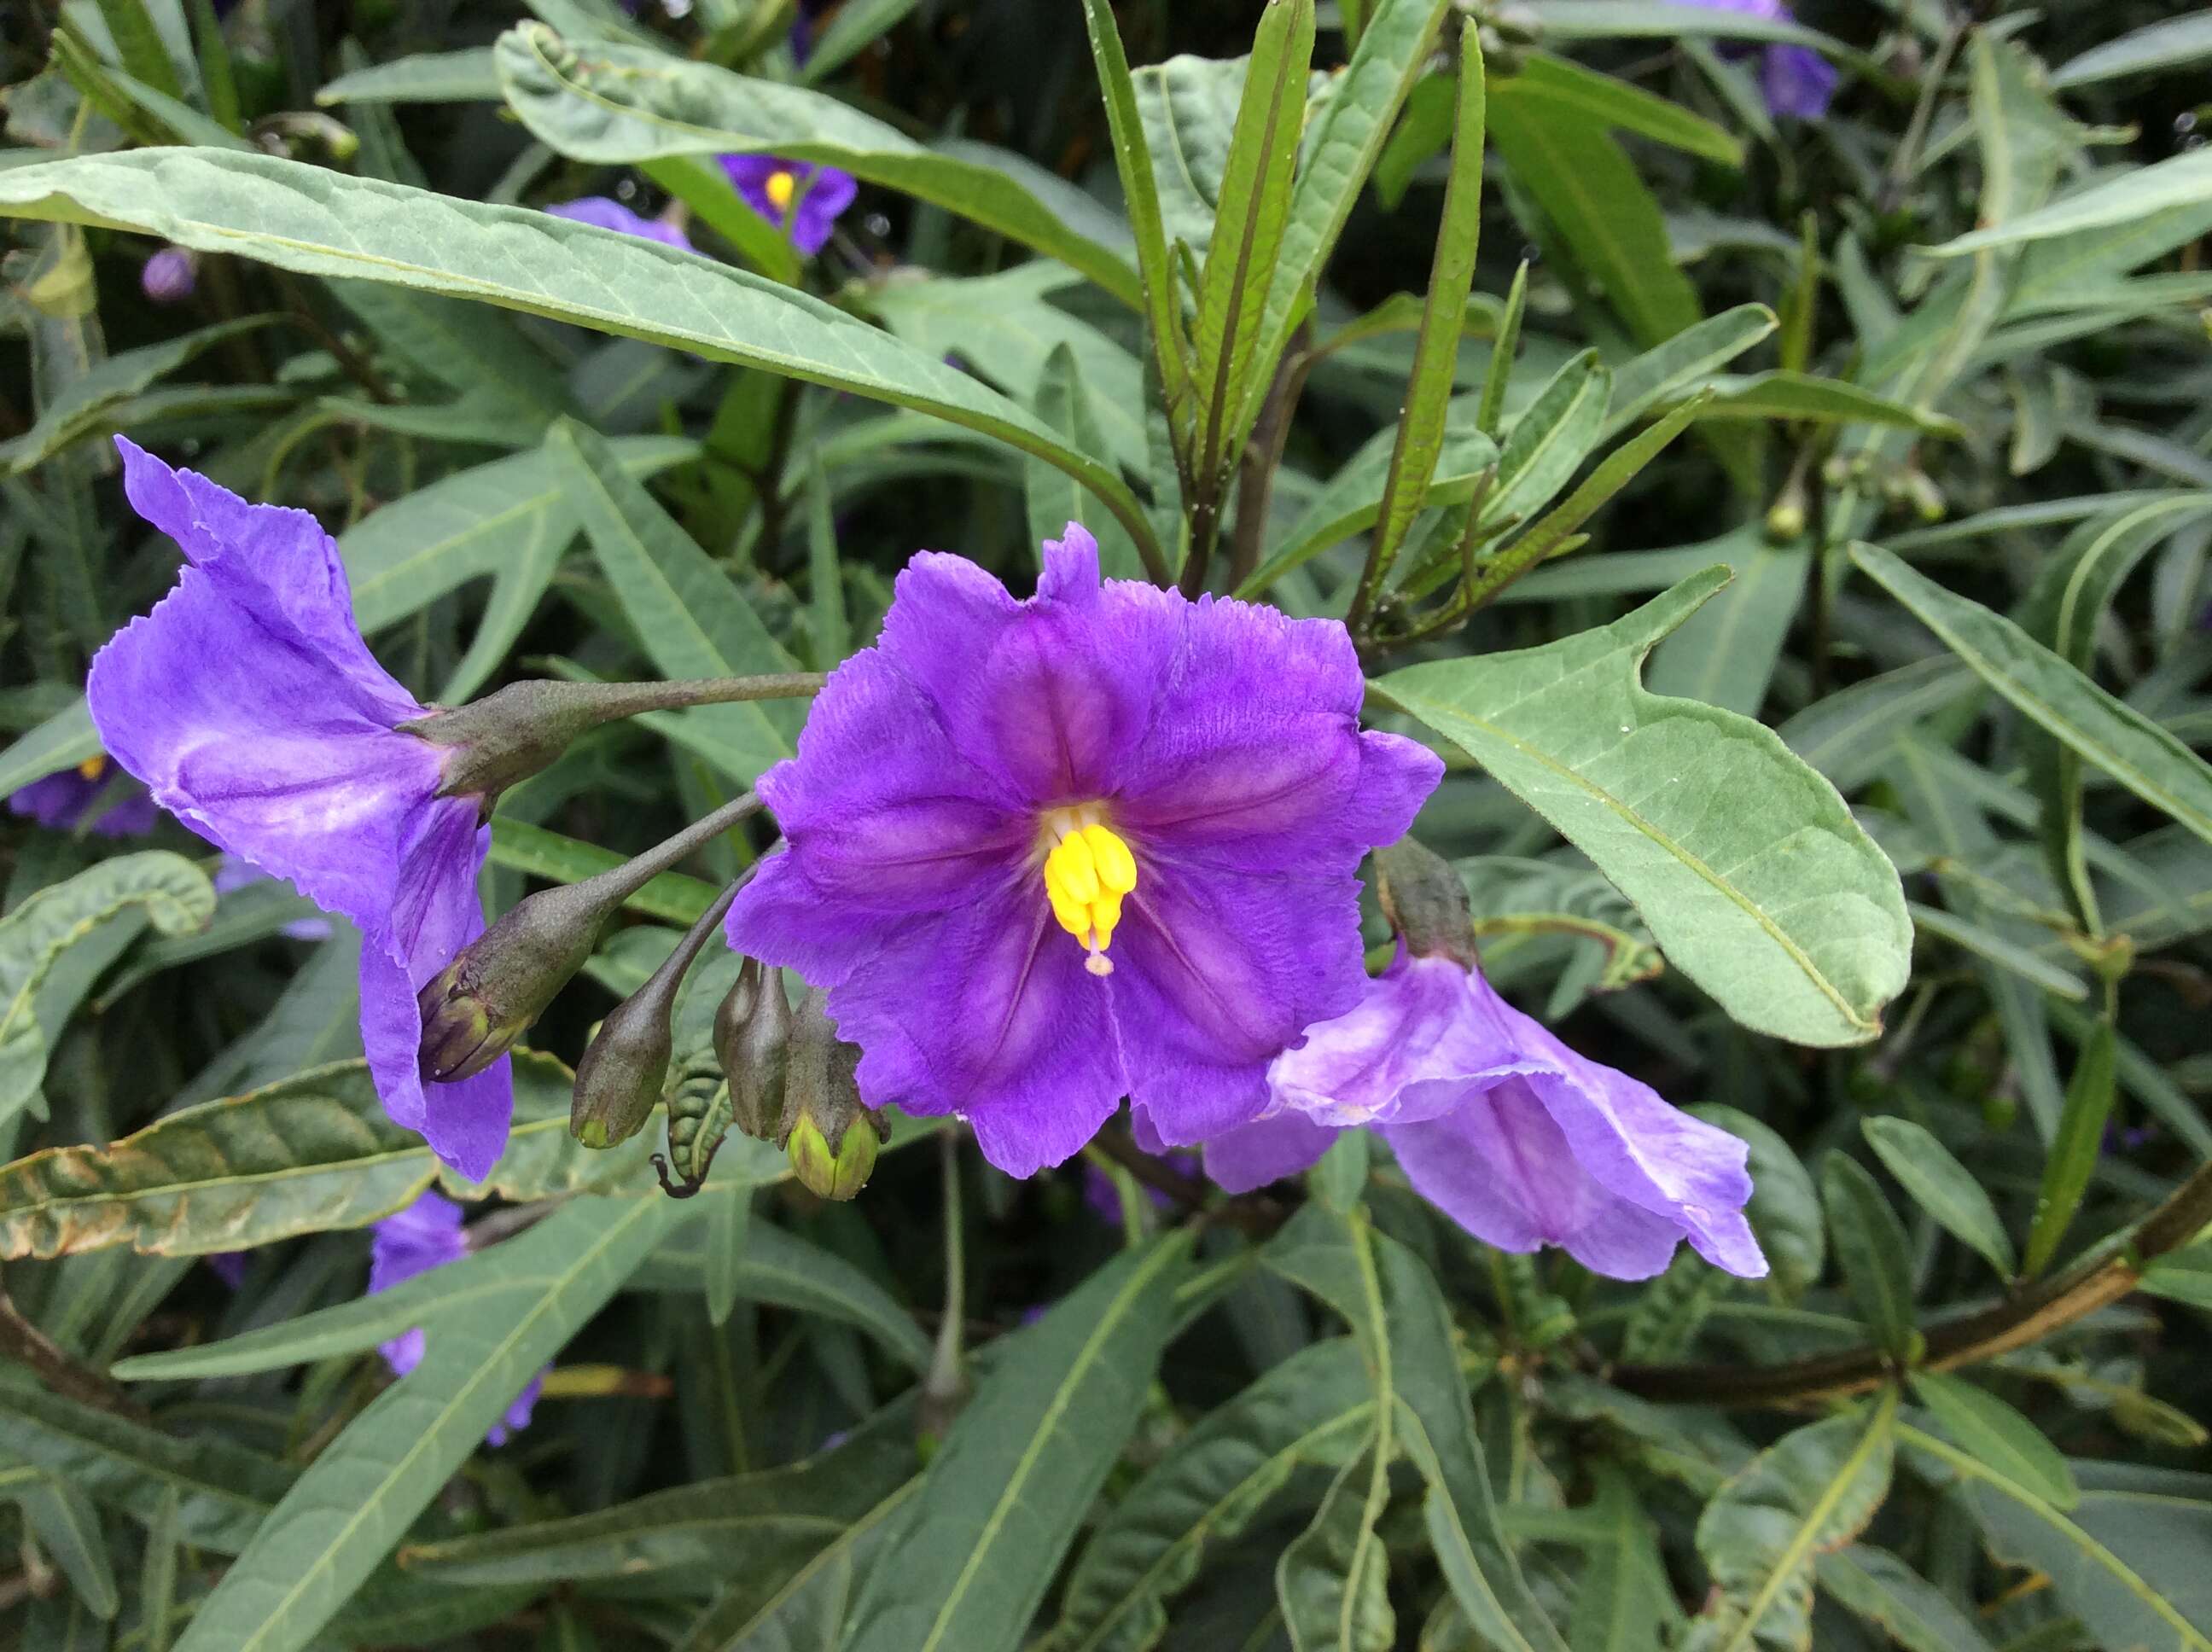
top-left (0, 1288), bottom-right (144, 1419)
top-left (923, 1131), bottom-right (970, 1416)
top-left (573, 794), bottom-right (764, 914)
top-left (1613, 1157), bottom-right (2212, 1407)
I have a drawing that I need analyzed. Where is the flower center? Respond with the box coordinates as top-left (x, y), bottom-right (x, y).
top-left (1037, 805), bottom-right (1137, 979)
top-left (765, 170), bottom-right (798, 214)
top-left (77, 755), bottom-right (107, 782)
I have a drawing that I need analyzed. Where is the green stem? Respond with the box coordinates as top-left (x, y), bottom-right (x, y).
top-left (925, 1131), bottom-right (969, 1411)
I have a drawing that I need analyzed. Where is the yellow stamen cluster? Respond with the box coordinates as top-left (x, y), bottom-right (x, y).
top-left (765, 171), bottom-right (798, 212)
top-left (1041, 816), bottom-right (1138, 978)
top-left (77, 755), bottom-right (107, 782)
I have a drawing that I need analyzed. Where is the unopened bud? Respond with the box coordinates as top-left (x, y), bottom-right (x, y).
top-left (715, 957), bottom-right (792, 1140)
top-left (142, 247), bottom-right (197, 304)
top-left (401, 683), bottom-right (626, 808)
top-left (1903, 468), bottom-right (1947, 524)
top-left (778, 988), bottom-right (887, 1200)
top-left (417, 881), bottom-right (608, 1084)
top-left (1765, 474), bottom-right (1808, 544)
top-left (570, 992), bottom-right (674, 1150)
top-left (1373, 835), bottom-right (1480, 967)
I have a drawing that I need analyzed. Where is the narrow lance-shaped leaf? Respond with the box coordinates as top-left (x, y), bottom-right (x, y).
top-left (1374, 571), bottom-right (1912, 1048)
top-left (0, 148), bottom-right (1163, 571)
top-left (1860, 1117), bottom-right (2015, 1279)
top-left (1277, 1448), bottom-right (1394, 1652)
top-left (14, 1477), bottom-right (119, 1620)
top-left (1814, 1545), bottom-right (2000, 1652)
top-left (1908, 1371), bottom-right (2078, 1513)
top-left (1819, 1152), bottom-right (1916, 1359)
top-left (2023, 1016), bottom-right (2118, 1278)
top-left (1360, 19), bottom-right (1486, 616)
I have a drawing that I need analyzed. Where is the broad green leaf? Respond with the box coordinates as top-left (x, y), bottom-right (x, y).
top-left (1644, 526), bottom-right (1806, 718)
top-left (1854, 543), bottom-right (2212, 856)
top-left (1027, 344), bottom-right (1150, 583)
top-left (2052, 14), bottom-right (2212, 87)
top-left (1910, 1371), bottom-right (2078, 1513)
top-left (1488, 76), bottom-right (1701, 350)
top-left (0, 1376), bottom-right (292, 1553)
top-left (1688, 371), bottom-right (1965, 434)
top-left (1568, 1466), bottom-right (1683, 1652)
top-left (1861, 1117), bottom-right (2016, 1279)
top-left (841, 1234), bottom-right (1193, 1652)
top-left (1601, 304), bottom-right (1777, 440)
top-left (2023, 1017), bottom-right (2118, 1278)
top-left (672, 1476), bottom-right (923, 1651)
top-left (488, 817), bottom-right (720, 925)
top-left (165, 1196), bottom-right (679, 1652)
top-left (1266, 1205), bottom-right (1564, 1652)
top-left (317, 48), bottom-right (500, 103)
top-left (641, 1216), bottom-right (931, 1371)
top-left (1681, 1393), bottom-right (1898, 1652)
top-left (0, 852), bottom-right (214, 1120)
top-left (1277, 1449), bottom-right (1394, 1652)
top-left (550, 418), bottom-right (799, 785)
top-left (1692, 1104), bottom-right (1822, 1299)
top-left (1363, 24), bottom-right (1485, 606)
top-left (1923, 147), bottom-right (2212, 259)
top-left (1243, 0), bottom-right (1450, 439)
top-left (494, 24), bottom-right (1138, 306)
top-left (1814, 1545), bottom-right (1998, 1652)
top-left (1506, 50), bottom-right (1741, 166)
top-left (15, 1477), bottom-right (119, 1619)
top-left (1374, 571), bottom-right (1912, 1047)
top-left (1530, 1), bottom-right (1860, 61)
top-left (1819, 1152), bottom-right (1916, 1358)
top-left (1133, 54), bottom-right (1246, 257)
top-left (399, 1427), bottom-right (917, 1585)
top-left (800, 0), bottom-right (921, 82)
top-left (1906, 1428), bottom-right (2212, 1652)
top-left (1051, 1340), bottom-right (1372, 1652)
top-left (0, 148), bottom-right (1160, 563)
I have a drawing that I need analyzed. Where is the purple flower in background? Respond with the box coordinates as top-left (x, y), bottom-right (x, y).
top-left (1081, 1145), bottom-right (1198, 1223)
top-left (207, 1252), bottom-right (249, 1289)
top-left (1203, 951), bottom-right (1767, 1281)
top-left (370, 1190), bottom-right (543, 1444)
top-left (212, 855), bottom-right (335, 941)
top-left (142, 247), bottom-right (198, 304)
top-left (85, 439), bottom-right (512, 1179)
top-left (544, 196), bottom-right (696, 252)
top-left (1673, 0), bottom-right (1837, 120)
top-left (720, 155), bottom-right (857, 255)
top-left (8, 759), bottom-right (160, 838)
top-left (725, 526), bottom-right (1441, 1178)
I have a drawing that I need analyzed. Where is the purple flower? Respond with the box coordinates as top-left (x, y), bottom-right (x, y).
top-left (724, 526), bottom-right (1441, 1178)
top-left (720, 155), bottom-right (857, 256)
top-left (207, 1252), bottom-right (249, 1288)
top-left (1081, 1146), bottom-right (1196, 1223)
top-left (544, 196), bottom-right (696, 252)
top-left (85, 439), bottom-right (512, 1179)
top-left (213, 855), bottom-right (335, 941)
top-left (8, 759), bottom-right (160, 838)
top-left (1672, 0), bottom-right (1837, 120)
top-left (370, 1190), bottom-right (543, 1444)
top-left (1202, 952), bottom-right (1767, 1282)
top-left (142, 247), bottom-right (197, 304)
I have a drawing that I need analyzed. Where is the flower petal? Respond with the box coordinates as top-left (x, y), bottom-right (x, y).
top-left (1202, 1110), bottom-right (1337, 1194)
top-left (789, 166), bottom-right (857, 254)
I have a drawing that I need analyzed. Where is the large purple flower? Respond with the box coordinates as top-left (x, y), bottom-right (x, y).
top-left (544, 195), bottom-right (696, 252)
top-left (1673, 0), bottom-right (1837, 120)
top-left (84, 439), bottom-right (512, 1178)
top-left (725, 526), bottom-right (1441, 1178)
top-left (9, 759), bottom-right (160, 838)
top-left (720, 155), bottom-right (857, 256)
top-left (1204, 951), bottom-right (1767, 1281)
top-left (370, 1190), bottom-right (543, 1444)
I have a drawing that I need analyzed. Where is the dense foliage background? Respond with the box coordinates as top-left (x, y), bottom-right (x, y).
top-left (3, 1), bottom-right (2212, 1648)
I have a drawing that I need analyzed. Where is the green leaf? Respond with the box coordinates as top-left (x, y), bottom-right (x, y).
top-left (800, 0), bottom-right (920, 82)
top-left (493, 24), bottom-right (1138, 306)
top-left (1693, 1104), bottom-right (1823, 1299)
top-left (1854, 543), bottom-right (2212, 857)
top-left (1921, 147), bottom-right (2212, 260)
top-left (0, 1376), bottom-right (292, 1554)
top-left (1819, 1152), bottom-right (1916, 1358)
top-left (1363, 22), bottom-right (1485, 604)
top-left (487, 818), bottom-right (720, 925)
top-left (1681, 1393), bottom-right (1898, 1652)
top-left (696, 1218), bottom-right (930, 1371)
top-left (0, 853), bottom-right (215, 1121)
top-left (1688, 371), bottom-right (1965, 434)
top-left (1265, 1205), bottom-right (1565, 1652)
top-left (1861, 1117), bottom-right (2016, 1279)
top-left (165, 1196), bottom-right (678, 1652)
top-left (1485, 350), bottom-right (1611, 531)
top-left (1530, 1), bottom-right (1860, 61)
top-left (1906, 1428), bottom-right (2212, 1652)
top-left (672, 1475), bottom-right (923, 1651)
top-left (1049, 1339), bottom-right (1374, 1652)
top-left (1027, 344), bottom-right (1148, 583)
top-left (1374, 571), bottom-right (1912, 1047)
top-left (15, 1477), bottom-right (119, 1620)
top-left (1277, 1449), bottom-right (1394, 1652)
top-left (840, 1233), bottom-right (1193, 1652)
top-left (1568, 1466), bottom-right (1683, 1652)
top-left (0, 1053), bottom-right (667, 1263)
top-left (0, 316), bottom-right (280, 474)
top-left (1910, 1371), bottom-right (2078, 1513)
top-left (317, 48), bottom-right (500, 103)
top-left (1601, 304), bottom-right (1777, 440)
top-left (1814, 1544), bottom-right (1998, 1652)
top-left (2023, 1017), bottom-right (2118, 1278)
top-left (2052, 14), bottom-right (2212, 86)
top-left (1506, 50), bottom-right (1742, 166)
top-left (1643, 526), bottom-right (1806, 718)
top-left (550, 418), bottom-right (799, 785)
top-left (0, 148), bottom-right (1160, 566)
top-left (92, 0), bottom-right (187, 101)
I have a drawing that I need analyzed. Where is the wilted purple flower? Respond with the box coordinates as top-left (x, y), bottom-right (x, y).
top-left (370, 1190), bottom-right (542, 1444)
top-left (85, 439), bottom-right (512, 1178)
top-left (8, 759), bottom-right (160, 838)
top-left (212, 854), bottom-right (335, 941)
top-left (720, 155), bottom-right (857, 256)
top-left (544, 196), bottom-right (696, 252)
top-left (725, 526), bottom-right (1441, 1178)
top-left (1672, 0), bottom-right (1837, 120)
top-left (1203, 951), bottom-right (1767, 1282)
top-left (141, 247), bottom-right (198, 304)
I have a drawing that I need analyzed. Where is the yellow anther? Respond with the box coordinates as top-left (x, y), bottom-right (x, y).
top-left (1082, 823), bottom-right (1136, 894)
top-left (1047, 834), bottom-right (1100, 905)
top-left (765, 171), bottom-right (797, 212)
top-left (77, 755), bottom-right (107, 782)
top-left (1036, 812), bottom-right (1138, 977)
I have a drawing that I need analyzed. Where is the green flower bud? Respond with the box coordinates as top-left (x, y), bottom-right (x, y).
top-left (778, 988), bottom-right (887, 1200)
top-left (416, 881), bottom-right (608, 1084)
top-left (1373, 835), bottom-right (1481, 967)
top-left (570, 991), bottom-right (674, 1150)
top-left (715, 957), bottom-right (793, 1142)
top-left (787, 1110), bottom-right (881, 1201)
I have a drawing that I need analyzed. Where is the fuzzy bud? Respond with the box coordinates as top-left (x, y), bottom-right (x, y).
top-left (1373, 835), bottom-right (1481, 968)
top-left (570, 992), bottom-right (674, 1150)
top-left (417, 881), bottom-right (609, 1084)
top-left (715, 957), bottom-right (793, 1141)
top-left (778, 988), bottom-right (887, 1200)
top-left (401, 682), bottom-right (632, 808)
